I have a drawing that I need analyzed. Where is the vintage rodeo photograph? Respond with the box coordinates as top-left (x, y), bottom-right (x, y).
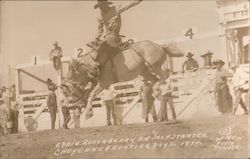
top-left (0, 0), bottom-right (249, 158)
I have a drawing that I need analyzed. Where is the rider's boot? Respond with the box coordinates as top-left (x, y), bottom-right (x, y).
top-left (110, 59), bottom-right (118, 82)
top-left (87, 38), bottom-right (101, 49)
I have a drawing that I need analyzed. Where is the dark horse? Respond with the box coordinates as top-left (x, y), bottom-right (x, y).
top-left (61, 40), bottom-right (184, 119)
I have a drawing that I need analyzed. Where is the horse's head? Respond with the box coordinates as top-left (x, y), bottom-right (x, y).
top-left (71, 48), bottom-right (100, 81)
top-left (61, 48), bottom-right (99, 105)
top-left (60, 78), bottom-right (94, 106)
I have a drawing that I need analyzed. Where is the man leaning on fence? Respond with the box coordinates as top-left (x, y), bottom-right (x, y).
top-left (182, 52), bottom-right (199, 72)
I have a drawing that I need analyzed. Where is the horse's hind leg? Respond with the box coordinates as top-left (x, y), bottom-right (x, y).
top-left (85, 83), bottom-right (104, 118)
top-left (140, 67), bottom-right (159, 83)
top-left (151, 62), bottom-right (169, 81)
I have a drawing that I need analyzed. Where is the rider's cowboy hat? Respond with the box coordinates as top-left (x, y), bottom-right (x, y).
top-left (186, 52), bottom-right (194, 57)
top-left (94, 0), bottom-right (113, 9)
top-left (213, 59), bottom-right (225, 66)
top-left (53, 41), bottom-right (58, 46)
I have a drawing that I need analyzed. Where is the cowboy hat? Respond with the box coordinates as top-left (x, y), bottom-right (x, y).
top-left (94, 0), bottom-right (113, 9)
top-left (53, 41), bottom-right (58, 46)
top-left (47, 78), bottom-right (52, 83)
top-left (186, 52), bottom-right (194, 57)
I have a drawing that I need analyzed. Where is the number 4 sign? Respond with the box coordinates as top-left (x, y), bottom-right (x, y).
top-left (184, 28), bottom-right (197, 39)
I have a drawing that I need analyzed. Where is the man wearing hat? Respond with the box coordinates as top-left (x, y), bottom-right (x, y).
top-left (140, 79), bottom-right (157, 123)
top-left (153, 70), bottom-right (176, 122)
top-left (46, 79), bottom-right (58, 129)
top-left (88, 0), bottom-right (142, 49)
top-left (214, 59), bottom-right (233, 114)
top-left (102, 87), bottom-right (118, 126)
top-left (182, 52), bottom-right (199, 72)
top-left (50, 41), bottom-right (62, 71)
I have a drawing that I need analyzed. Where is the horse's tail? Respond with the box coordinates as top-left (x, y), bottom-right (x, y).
top-left (161, 43), bottom-right (184, 57)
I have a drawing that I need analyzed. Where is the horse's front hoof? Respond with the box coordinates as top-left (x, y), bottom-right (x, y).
top-left (85, 109), bottom-right (94, 119)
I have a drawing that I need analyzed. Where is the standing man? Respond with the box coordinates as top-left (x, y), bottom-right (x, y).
top-left (153, 70), bottom-right (176, 122)
top-left (159, 79), bottom-right (176, 122)
top-left (214, 60), bottom-right (233, 115)
top-left (102, 87), bottom-right (118, 126)
top-left (0, 98), bottom-right (6, 134)
top-left (50, 41), bottom-right (62, 71)
top-left (140, 79), bottom-right (157, 123)
top-left (3, 97), bottom-right (14, 134)
top-left (88, 0), bottom-right (143, 49)
top-left (46, 80), bottom-right (58, 129)
top-left (182, 52), bottom-right (199, 72)
top-left (11, 100), bottom-right (19, 133)
top-left (230, 65), bottom-right (249, 115)
top-left (61, 97), bottom-right (71, 129)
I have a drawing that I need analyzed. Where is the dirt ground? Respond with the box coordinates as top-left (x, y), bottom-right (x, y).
top-left (0, 115), bottom-right (249, 159)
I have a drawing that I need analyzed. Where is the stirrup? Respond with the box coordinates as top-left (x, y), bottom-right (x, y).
top-left (87, 41), bottom-right (99, 49)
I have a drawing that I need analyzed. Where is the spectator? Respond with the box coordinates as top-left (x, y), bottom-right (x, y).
top-left (140, 79), bottom-right (157, 123)
top-left (102, 88), bottom-right (118, 126)
top-left (214, 60), bottom-right (233, 115)
top-left (153, 69), bottom-right (176, 122)
top-left (50, 41), bottom-right (62, 71)
top-left (11, 100), bottom-right (19, 133)
top-left (182, 52), bottom-right (199, 72)
top-left (46, 80), bottom-right (58, 129)
top-left (230, 64), bottom-right (249, 115)
top-left (4, 97), bottom-right (14, 134)
top-left (0, 98), bottom-right (5, 135)
top-left (61, 97), bottom-right (71, 129)
top-left (2, 87), bottom-right (8, 98)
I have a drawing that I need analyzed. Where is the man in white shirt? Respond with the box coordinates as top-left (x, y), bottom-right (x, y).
top-left (102, 88), bottom-right (118, 126)
top-left (153, 76), bottom-right (176, 122)
top-left (230, 65), bottom-right (249, 115)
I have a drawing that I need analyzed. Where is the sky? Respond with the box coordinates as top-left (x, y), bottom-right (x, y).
top-left (0, 0), bottom-right (223, 87)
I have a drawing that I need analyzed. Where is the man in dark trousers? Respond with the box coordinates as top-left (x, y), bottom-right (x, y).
top-left (46, 79), bottom-right (58, 129)
top-left (140, 79), bottom-right (157, 123)
top-left (11, 100), bottom-right (19, 133)
top-left (102, 88), bottom-right (118, 126)
top-left (50, 41), bottom-right (62, 71)
top-left (61, 97), bottom-right (71, 129)
top-left (153, 70), bottom-right (176, 122)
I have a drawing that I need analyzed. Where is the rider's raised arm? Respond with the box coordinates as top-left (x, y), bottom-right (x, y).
top-left (117, 0), bottom-right (142, 14)
top-left (95, 17), bottom-right (104, 40)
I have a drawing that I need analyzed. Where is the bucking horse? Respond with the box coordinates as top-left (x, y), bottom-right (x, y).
top-left (61, 40), bottom-right (184, 119)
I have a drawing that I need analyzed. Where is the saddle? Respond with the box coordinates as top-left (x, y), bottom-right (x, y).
top-left (87, 37), bottom-right (134, 51)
